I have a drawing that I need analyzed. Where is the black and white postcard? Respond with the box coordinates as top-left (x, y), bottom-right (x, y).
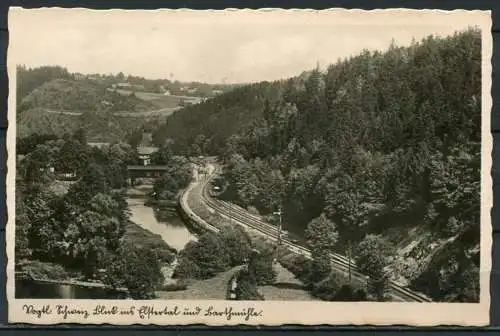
top-left (6, 7), bottom-right (493, 326)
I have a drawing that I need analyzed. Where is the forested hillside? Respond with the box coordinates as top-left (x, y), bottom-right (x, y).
top-left (151, 81), bottom-right (285, 152)
top-left (16, 65), bottom-right (73, 106)
top-left (19, 78), bottom-right (155, 113)
top-left (151, 28), bottom-right (482, 302)
top-left (17, 107), bottom-right (164, 143)
top-left (16, 67), bottom-right (164, 142)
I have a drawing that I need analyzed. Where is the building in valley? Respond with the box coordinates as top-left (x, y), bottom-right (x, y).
top-left (136, 132), bottom-right (158, 166)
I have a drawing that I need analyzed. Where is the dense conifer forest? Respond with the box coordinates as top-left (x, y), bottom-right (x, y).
top-left (150, 28), bottom-right (481, 302)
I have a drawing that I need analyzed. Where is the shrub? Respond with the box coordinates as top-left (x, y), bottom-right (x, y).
top-left (311, 273), bottom-right (345, 301)
top-left (153, 248), bottom-right (176, 264)
top-left (334, 284), bottom-right (368, 301)
top-left (104, 243), bottom-right (164, 299)
top-left (248, 248), bottom-right (277, 285)
top-left (172, 256), bottom-right (200, 279)
top-left (24, 261), bottom-right (69, 281)
top-left (306, 258), bottom-right (332, 287)
top-left (247, 206), bottom-right (260, 216)
top-left (235, 269), bottom-right (265, 300)
top-left (217, 226), bottom-right (253, 266)
top-left (280, 253), bottom-right (313, 283)
top-left (311, 272), bottom-right (369, 302)
top-left (174, 233), bottom-right (231, 279)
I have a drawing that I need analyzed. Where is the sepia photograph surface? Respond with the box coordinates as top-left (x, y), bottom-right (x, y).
top-left (6, 7), bottom-right (492, 326)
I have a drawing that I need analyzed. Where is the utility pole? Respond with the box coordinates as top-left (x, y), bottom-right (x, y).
top-left (348, 240), bottom-right (352, 284)
top-left (229, 201), bottom-right (233, 225)
top-left (273, 207), bottom-right (283, 257)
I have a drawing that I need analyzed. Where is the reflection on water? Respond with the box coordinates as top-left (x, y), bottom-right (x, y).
top-left (16, 196), bottom-right (196, 299)
top-left (15, 279), bottom-right (127, 299)
top-left (127, 197), bottom-right (197, 251)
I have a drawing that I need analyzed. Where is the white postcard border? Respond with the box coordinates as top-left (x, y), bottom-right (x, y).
top-left (5, 7), bottom-right (493, 326)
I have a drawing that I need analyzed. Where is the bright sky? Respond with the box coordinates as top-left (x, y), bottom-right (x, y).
top-left (8, 8), bottom-right (486, 84)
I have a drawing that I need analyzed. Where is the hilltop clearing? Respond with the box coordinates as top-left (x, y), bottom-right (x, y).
top-left (19, 78), bottom-right (156, 114)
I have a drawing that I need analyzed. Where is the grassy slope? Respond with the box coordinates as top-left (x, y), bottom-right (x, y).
top-left (123, 220), bottom-right (176, 256)
top-left (259, 263), bottom-right (316, 301)
top-left (17, 108), bottom-right (166, 142)
top-left (20, 79), bottom-right (155, 112)
top-left (114, 89), bottom-right (185, 108)
top-left (17, 79), bottom-right (166, 142)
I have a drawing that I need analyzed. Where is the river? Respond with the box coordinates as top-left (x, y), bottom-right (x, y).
top-left (16, 190), bottom-right (196, 299)
top-left (127, 197), bottom-right (197, 251)
top-left (15, 279), bottom-right (128, 299)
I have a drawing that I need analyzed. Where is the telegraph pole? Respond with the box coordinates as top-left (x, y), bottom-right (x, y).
top-left (348, 240), bottom-right (352, 284)
top-left (229, 201), bottom-right (233, 225)
top-left (273, 207), bottom-right (283, 259)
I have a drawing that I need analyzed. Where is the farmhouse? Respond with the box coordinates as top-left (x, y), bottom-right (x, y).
top-left (137, 146), bottom-right (158, 166)
top-left (136, 132), bottom-right (158, 166)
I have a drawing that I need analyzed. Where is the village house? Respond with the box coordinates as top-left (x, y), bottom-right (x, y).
top-left (136, 132), bottom-right (158, 166)
top-left (87, 142), bottom-right (110, 149)
top-left (73, 73), bottom-right (85, 80)
top-left (137, 146), bottom-right (158, 166)
top-left (55, 170), bottom-right (77, 180)
top-left (115, 82), bottom-right (146, 91)
top-left (116, 82), bottom-right (132, 89)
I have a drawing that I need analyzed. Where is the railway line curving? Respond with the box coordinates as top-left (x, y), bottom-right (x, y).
top-left (179, 164), bottom-right (432, 302)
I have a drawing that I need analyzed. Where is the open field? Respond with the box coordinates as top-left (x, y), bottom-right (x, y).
top-left (48, 180), bottom-right (76, 196)
top-left (113, 89), bottom-right (204, 109)
top-left (113, 107), bottom-right (180, 117)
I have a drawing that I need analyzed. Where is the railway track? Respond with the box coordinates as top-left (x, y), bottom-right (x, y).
top-left (188, 165), bottom-right (431, 302)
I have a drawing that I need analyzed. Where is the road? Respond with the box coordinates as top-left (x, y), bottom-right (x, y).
top-left (182, 163), bottom-right (432, 303)
top-left (45, 107), bottom-right (178, 117)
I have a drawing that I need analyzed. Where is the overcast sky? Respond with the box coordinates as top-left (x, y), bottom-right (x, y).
top-left (9, 8), bottom-right (484, 84)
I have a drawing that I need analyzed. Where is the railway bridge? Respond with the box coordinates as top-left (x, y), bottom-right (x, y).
top-left (126, 165), bottom-right (169, 185)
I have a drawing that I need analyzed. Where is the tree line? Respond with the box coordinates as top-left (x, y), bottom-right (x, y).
top-left (16, 131), bottom-right (175, 299)
top-left (172, 225), bottom-right (277, 300)
top-left (149, 28), bottom-right (481, 302)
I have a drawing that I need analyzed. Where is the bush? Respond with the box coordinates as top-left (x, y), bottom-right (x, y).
top-left (24, 261), bottom-right (69, 281)
top-left (172, 256), bottom-right (200, 279)
top-left (334, 284), bottom-right (368, 301)
top-left (104, 243), bottom-right (164, 299)
top-left (247, 206), bottom-right (260, 216)
top-left (312, 273), bottom-right (345, 301)
top-left (311, 272), bottom-right (369, 302)
top-left (174, 233), bottom-right (231, 279)
top-left (280, 253), bottom-right (312, 283)
top-left (248, 248), bottom-right (277, 285)
top-left (217, 226), bottom-right (253, 266)
top-left (235, 269), bottom-right (265, 300)
top-left (306, 258), bottom-right (332, 287)
top-left (152, 248), bottom-right (176, 264)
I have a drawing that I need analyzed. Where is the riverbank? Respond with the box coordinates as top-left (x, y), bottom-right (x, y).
top-left (15, 260), bottom-right (128, 299)
top-left (125, 184), bottom-right (199, 291)
top-left (126, 186), bottom-right (197, 251)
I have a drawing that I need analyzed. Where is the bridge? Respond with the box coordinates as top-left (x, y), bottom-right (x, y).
top-left (127, 156), bottom-right (212, 185)
top-left (127, 165), bottom-right (169, 185)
